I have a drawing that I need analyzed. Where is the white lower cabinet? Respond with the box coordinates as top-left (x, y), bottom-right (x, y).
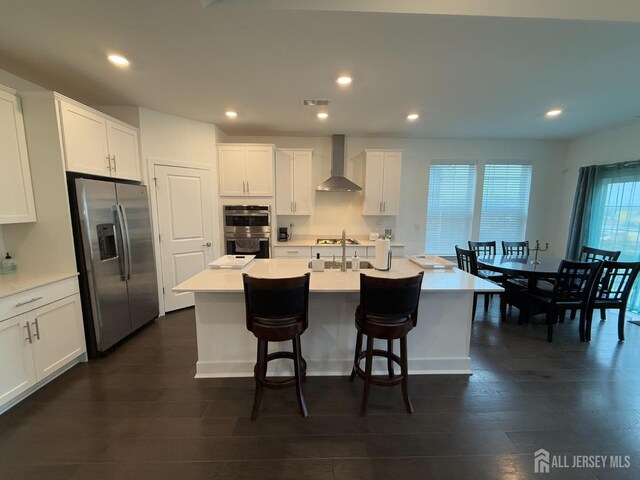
top-left (273, 246), bottom-right (312, 258)
top-left (0, 284), bottom-right (85, 413)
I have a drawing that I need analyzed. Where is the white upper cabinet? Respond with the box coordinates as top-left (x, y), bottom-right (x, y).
top-left (218, 144), bottom-right (274, 197)
top-left (362, 150), bottom-right (402, 216)
top-left (275, 149), bottom-right (313, 215)
top-left (58, 98), bottom-right (141, 181)
top-left (0, 86), bottom-right (36, 224)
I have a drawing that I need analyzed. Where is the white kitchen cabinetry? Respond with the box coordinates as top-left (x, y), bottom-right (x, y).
top-left (0, 86), bottom-right (36, 224)
top-left (218, 144), bottom-right (274, 197)
top-left (58, 99), bottom-right (141, 181)
top-left (273, 246), bottom-right (312, 258)
top-left (0, 277), bottom-right (85, 413)
top-left (362, 150), bottom-right (402, 216)
top-left (275, 149), bottom-right (313, 215)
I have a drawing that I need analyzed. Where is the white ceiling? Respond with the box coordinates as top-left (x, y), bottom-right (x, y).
top-left (1, 0), bottom-right (640, 139)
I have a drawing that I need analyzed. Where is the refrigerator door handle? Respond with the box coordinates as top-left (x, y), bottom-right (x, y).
top-left (113, 205), bottom-right (127, 281)
top-left (118, 204), bottom-right (133, 280)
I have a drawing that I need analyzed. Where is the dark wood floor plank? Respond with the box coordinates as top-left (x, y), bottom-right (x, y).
top-left (1, 303), bottom-right (639, 479)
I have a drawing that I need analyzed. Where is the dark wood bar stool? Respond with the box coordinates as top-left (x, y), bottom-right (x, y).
top-left (242, 273), bottom-right (310, 420)
top-left (349, 272), bottom-right (424, 415)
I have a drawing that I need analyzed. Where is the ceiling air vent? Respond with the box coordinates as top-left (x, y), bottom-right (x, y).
top-left (303, 99), bottom-right (330, 106)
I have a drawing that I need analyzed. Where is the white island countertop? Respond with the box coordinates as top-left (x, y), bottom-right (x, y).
top-left (174, 258), bottom-right (502, 294)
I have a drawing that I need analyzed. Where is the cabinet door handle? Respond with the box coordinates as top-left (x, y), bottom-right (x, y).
top-left (106, 155), bottom-right (112, 171)
top-left (111, 154), bottom-right (117, 172)
top-left (32, 319), bottom-right (41, 341)
top-left (15, 296), bottom-right (43, 308)
top-left (294, 201), bottom-right (296, 213)
top-left (380, 201), bottom-right (383, 213)
top-left (24, 323), bottom-right (33, 344)
top-left (202, 242), bottom-right (211, 247)
top-left (287, 250), bottom-right (299, 254)
top-left (383, 201), bottom-right (386, 213)
top-left (246, 181), bottom-right (250, 194)
top-left (242, 181), bottom-right (246, 194)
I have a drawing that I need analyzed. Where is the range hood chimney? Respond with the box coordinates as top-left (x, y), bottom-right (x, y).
top-left (316, 135), bottom-right (362, 192)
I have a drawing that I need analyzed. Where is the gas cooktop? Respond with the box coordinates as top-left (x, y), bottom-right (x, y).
top-left (316, 238), bottom-right (360, 245)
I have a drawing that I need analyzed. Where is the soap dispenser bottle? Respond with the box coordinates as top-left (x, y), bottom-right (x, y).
top-left (352, 252), bottom-right (360, 271)
top-left (2, 252), bottom-right (17, 274)
top-left (312, 253), bottom-right (324, 272)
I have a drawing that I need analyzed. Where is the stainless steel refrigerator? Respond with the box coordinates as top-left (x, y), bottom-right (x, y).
top-left (69, 177), bottom-right (159, 356)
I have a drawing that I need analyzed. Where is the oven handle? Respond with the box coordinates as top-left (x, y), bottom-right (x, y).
top-left (227, 237), bottom-right (270, 242)
top-left (224, 210), bottom-right (269, 216)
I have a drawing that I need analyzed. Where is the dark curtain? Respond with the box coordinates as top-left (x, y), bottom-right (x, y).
top-left (565, 165), bottom-right (600, 259)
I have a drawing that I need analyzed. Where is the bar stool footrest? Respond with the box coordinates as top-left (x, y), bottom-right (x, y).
top-left (354, 349), bottom-right (404, 386)
top-left (254, 351), bottom-right (307, 389)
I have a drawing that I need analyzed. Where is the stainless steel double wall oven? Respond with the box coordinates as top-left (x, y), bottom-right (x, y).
top-left (223, 205), bottom-right (271, 258)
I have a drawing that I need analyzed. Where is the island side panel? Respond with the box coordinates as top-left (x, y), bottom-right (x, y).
top-left (193, 290), bottom-right (473, 377)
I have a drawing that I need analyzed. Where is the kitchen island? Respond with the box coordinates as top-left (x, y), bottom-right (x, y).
top-left (174, 258), bottom-right (502, 377)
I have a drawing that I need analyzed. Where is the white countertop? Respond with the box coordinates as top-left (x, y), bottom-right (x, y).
top-left (0, 272), bottom-right (79, 299)
top-left (174, 258), bottom-right (502, 294)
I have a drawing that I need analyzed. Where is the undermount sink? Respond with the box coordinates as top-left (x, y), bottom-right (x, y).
top-left (307, 260), bottom-right (375, 270)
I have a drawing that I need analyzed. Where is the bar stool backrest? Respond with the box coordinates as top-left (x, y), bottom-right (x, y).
top-left (359, 272), bottom-right (424, 328)
top-left (455, 245), bottom-right (479, 276)
top-left (243, 273), bottom-right (310, 334)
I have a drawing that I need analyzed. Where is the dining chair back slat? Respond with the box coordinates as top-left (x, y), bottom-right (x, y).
top-left (502, 241), bottom-right (530, 256)
top-left (468, 241), bottom-right (496, 256)
top-left (579, 246), bottom-right (621, 263)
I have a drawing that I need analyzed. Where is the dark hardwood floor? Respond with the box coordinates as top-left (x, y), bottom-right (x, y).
top-left (1, 300), bottom-right (640, 479)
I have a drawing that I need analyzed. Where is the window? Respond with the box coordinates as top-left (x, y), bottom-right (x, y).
top-left (426, 164), bottom-right (476, 255)
top-left (479, 164), bottom-right (532, 242)
top-left (425, 162), bottom-right (532, 255)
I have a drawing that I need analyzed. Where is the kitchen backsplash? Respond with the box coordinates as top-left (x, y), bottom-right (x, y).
top-left (277, 191), bottom-right (396, 237)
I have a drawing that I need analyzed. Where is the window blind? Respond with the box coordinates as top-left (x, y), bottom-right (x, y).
top-left (479, 164), bottom-right (532, 242)
top-left (425, 164), bottom-right (476, 255)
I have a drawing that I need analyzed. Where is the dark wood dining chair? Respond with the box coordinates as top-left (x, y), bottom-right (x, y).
top-left (585, 261), bottom-right (640, 342)
top-left (468, 241), bottom-right (505, 309)
top-left (502, 241), bottom-right (530, 256)
top-left (579, 246), bottom-right (621, 263)
top-left (349, 272), bottom-right (424, 415)
top-left (456, 246), bottom-right (492, 320)
top-left (569, 246), bottom-right (622, 321)
top-left (521, 260), bottom-right (602, 342)
top-left (243, 273), bottom-right (310, 420)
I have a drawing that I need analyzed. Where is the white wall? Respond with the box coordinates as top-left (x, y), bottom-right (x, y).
top-left (228, 135), bottom-right (568, 256)
top-left (137, 108), bottom-right (223, 315)
top-left (555, 119), bottom-right (640, 253)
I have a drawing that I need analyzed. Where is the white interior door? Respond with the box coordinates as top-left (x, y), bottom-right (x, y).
top-left (155, 165), bottom-right (214, 312)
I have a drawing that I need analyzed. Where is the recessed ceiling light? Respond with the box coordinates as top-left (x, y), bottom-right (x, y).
top-left (336, 75), bottom-right (352, 86)
top-left (225, 110), bottom-right (238, 118)
top-left (317, 112), bottom-right (329, 120)
top-left (407, 113), bottom-right (420, 121)
top-left (545, 109), bottom-right (563, 118)
top-left (107, 54), bottom-right (130, 67)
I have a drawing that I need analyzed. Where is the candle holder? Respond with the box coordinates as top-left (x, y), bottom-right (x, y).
top-left (529, 240), bottom-right (549, 265)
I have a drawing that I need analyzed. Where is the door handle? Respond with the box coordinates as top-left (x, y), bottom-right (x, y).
top-left (111, 154), bottom-right (117, 172)
top-left (119, 205), bottom-right (132, 280)
top-left (202, 242), bottom-right (212, 247)
top-left (24, 323), bottom-right (33, 344)
top-left (32, 318), bottom-right (41, 341)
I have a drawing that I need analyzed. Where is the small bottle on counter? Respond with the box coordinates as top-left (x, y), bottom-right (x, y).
top-left (1, 252), bottom-right (17, 274)
top-left (352, 252), bottom-right (360, 271)
top-left (311, 253), bottom-right (324, 272)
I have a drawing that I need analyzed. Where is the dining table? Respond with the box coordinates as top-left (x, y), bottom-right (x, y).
top-left (477, 254), bottom-right (564, 289)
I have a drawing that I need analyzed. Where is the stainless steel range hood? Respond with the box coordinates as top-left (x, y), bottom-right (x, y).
top-left (316, 135), bottom-right (362, 192)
